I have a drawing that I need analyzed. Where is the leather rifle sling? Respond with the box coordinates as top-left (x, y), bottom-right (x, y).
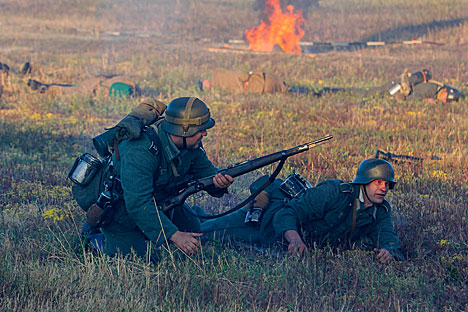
top-left (349, 198), bottom-right (359, 242)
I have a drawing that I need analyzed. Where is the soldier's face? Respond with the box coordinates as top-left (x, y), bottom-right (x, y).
top-left (185, 130), bottom-right (207, 149)
top-left (364, 180), bottom-right (390, 204)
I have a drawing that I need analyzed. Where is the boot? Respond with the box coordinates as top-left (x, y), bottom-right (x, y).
top-left (27, 79), bottom-right (43, 91)
top-left (20, 62), bottom-right (31, 76)
top-left (0, 63), bottom-right (10, 76)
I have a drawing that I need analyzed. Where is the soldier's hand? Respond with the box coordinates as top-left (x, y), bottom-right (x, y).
top-left (213, 173), bottom-right (233, 189)
top-left (169, 231), bottom-right (202, 255)
top-left (288, 240), bottom-right (308, 257)
top-left (284, 230), bottom-right (308, 257)
top-left (374, 248), bottom-right (392, 264)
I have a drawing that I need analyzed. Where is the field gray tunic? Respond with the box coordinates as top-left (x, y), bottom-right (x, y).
top-left (102, 121), bottom-right (225, 258)
top-left (203, 177), bottom-right (404, 261)
top-left (273, 179), bottom-right (404, 260)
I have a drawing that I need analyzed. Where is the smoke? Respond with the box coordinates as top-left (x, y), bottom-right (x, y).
top-left (253, 0), bottom-right (319, 21)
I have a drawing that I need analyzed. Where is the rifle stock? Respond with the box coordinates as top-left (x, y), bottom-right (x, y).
top-left (160, 135), bottom-right (333, 212)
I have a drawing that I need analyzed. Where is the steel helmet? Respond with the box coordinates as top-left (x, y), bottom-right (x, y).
top-left (436, 86), bottom-right (461, 103)
top-left (352, 158), bottom-right (396, 189)
top-left (446, 86), bottom-right (461, 102)
top-left (162, 97), bottom-right (215, 137)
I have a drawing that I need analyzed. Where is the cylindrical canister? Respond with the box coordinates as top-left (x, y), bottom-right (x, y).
top-left (388, 83), bottom-right (401, 96)
top-left (279, 173), bottom-right (312, 199)
top-left (68, 153), bottom-right (102, 186)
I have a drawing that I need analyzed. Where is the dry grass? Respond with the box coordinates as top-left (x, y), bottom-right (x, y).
top-left (1, 0), bottom-right (468, 310)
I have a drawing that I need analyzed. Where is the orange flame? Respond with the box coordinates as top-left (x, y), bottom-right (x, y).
top-left (245, 0), bottom-right (305, 53)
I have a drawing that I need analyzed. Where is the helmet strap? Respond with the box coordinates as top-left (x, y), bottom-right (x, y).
top-left (182, 97), bottom-right (195, 150)
top-left (182, 97), bottom-right (197, 136)
top-left (362, 183), bottom-right (376, 206)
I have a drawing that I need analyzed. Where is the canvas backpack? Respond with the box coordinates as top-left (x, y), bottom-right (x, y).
top-left (68, 99), bottom-right (166, 227)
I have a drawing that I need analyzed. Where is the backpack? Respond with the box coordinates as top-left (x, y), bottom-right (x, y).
top-left (68, 100), bottom-right (166, 227)
top-left (68, 126), bottom-right (162, 228)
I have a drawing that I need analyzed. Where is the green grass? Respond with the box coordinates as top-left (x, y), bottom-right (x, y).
top-left (1, 0), bottom-right (468, 310)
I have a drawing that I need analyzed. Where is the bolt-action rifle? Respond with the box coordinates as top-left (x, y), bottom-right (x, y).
top-left (375, 150), bottom-right (441, 163)
top-left (159, 135), bottom-right (333, 214)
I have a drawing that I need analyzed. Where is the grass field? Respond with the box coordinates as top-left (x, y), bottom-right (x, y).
top-left (1, 0), bottom-right (468, 310)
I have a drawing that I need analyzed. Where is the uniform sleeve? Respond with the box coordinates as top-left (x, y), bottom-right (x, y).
top-left (189, 146), bottom-right (227, 198)
top-left (365, 205), bottom-right (405, 261)
top-left (120, 139), bottom-right (178, 246)
top-left (273, 180), bottom-right (338, 237)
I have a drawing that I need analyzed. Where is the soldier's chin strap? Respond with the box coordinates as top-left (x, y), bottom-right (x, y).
top-left (182, 157), bottom-right (287, 219)
top-left (362, 183), bottom-right (373, 204)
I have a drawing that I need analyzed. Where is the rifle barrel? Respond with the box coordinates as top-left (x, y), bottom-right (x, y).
top-left (218, 134), bottom-right (333, 178)
top-left (284, 134), bottom-right (333, 155)
top-left (160, 135), bottom-right (333, 211)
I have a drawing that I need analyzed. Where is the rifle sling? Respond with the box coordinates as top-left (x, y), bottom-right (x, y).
top-left (143, 126), bottom-right (163, 184)
top-left (182, 157), bottom-right (287, 219)
top-left (349, 198), bottom-right (359, 242)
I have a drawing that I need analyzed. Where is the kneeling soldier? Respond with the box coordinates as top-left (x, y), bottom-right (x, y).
top-left (102, 97), bottom-right (233, 259)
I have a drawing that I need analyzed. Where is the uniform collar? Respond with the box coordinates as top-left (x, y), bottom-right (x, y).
top-left (358, 187), bottom-right (378, 218)
top-left (358, 188), bottom-right (365, 203)
top-left (156, 123), bottom-right (183, 162)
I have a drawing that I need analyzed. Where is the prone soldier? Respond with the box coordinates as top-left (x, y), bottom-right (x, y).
top-left (319, 69), bottom-right (461, 103)
top-left (27, 74), bottom-right (141, 98)
top-left (199, 68), bottom-right (321, 95)
top-left (202, 158), bottom-right (405, 263)
top-left (199, 68), bottom-right (288, 94)
top-left (199, 67), bottom-right (461, 103)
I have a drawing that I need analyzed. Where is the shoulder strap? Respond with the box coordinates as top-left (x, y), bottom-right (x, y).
top-left (349, 198), bottom-right (359, 242)
top-left (339, 181), bottom-right (354, 193)
top-left (143, 125), bottom-right (162, 180)
top-left (338, 182), bottom-right (361, 242)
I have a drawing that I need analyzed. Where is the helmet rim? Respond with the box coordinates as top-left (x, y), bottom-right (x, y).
top-left (162, 97), bottom-right (215, 137)
top-left (351, 158), bottom-right (396, 189)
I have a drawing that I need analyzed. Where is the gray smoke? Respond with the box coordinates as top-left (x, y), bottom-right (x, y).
top-left (253, 0), bottom-right (319, 22)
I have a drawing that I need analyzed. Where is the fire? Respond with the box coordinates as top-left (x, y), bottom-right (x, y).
top-left (245, 0), bottom-right (305, 53)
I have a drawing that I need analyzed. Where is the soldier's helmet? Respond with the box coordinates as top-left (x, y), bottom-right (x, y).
top-left (436, 86), bottom-right (461, 103)
top-left (162, 97), bottom-right (215, 137)
top-left (446, 87), bottom-right (461, 102)
top-left (352, 158), bottom-right (396, 189)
